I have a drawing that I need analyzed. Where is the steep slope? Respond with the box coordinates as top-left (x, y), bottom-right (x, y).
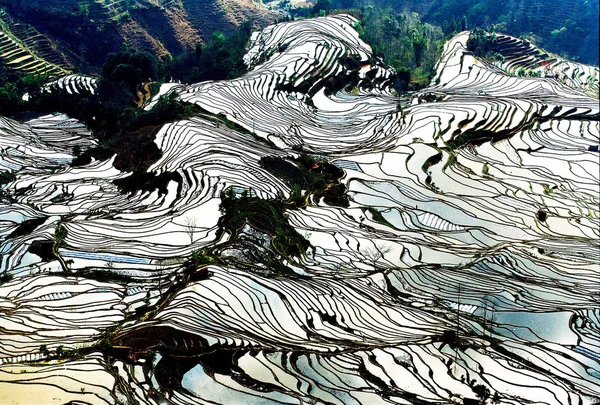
top-left (353, 0), bottom-right (598, 66)
top-left (181, 0), bottom-right (274, 39)
top-left (490, 33), bottom-right (599, 97)
top-left (422, 0), bottom-right (599, 65)
top-left (0, 15), bottom-right (599, 405)
top-left (0, 11), bottom-right (71, 78)
top-left (0, 0), bottom-right (277, 72)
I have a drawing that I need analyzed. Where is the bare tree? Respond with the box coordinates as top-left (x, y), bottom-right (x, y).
top-left (157, 262), bottom-right (170, 293)
top-left (330, 262), bottom-right (345, 278)
top-left (184, 216), bottom-right (197, 243)
top-left (362, 243), bottom-right (392, 269)
top-left (482, 294), bottom-right (489, 337)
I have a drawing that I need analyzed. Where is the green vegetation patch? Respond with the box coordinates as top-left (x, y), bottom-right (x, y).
top-left (0, 170), bottom-right (16, 185)
top-left (0, 273), bottom-right (14, 283)
top-left (73, 269), bottom-right (138, 284)
top-left (356, 9), bottom-right (445, 90)
top-left (446, 128), bottom-right (522, 150)
top-left (185, 249), bottom-right (220, 271)
top-left (361, 207), bottom-right (393, 228)
top-left (260, 154), bottom-right (349, 208)
top-left (159, 24), bottom-right (253, 84)
top-left (0, 68), bottom-right (49, 116)
top-left (53, 222), bottom-right (68, 255)
top-left (7, 216), bottom-right (48, 238)
top-left (65, 93), bottom-right (193, 193)
top-left (466, 28), bottom-right (499, 58)
top-left (219, 188), bottom-right (311, 258)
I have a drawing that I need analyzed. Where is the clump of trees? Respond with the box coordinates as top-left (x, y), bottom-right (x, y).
top-left (185, 249), bottom-right (219, 271)
top-left (0, 67), bottom-right (49, 115)
top-left (357, 9), bottom-right (445, 90)
top-left (219, 187), bottom-right (311, 258)
top-left (466, 27), bottom-right (498, 57)
top-left (0, 272), bottom-right (13, 283)
top-left (260, 154), bottom-right (349, 208)
top-left (158, 24), bottom-right (253, 84)
top-left (99, 50), bottom-right (157, 103)
top-left (0, 170), bottom-right (16, 186)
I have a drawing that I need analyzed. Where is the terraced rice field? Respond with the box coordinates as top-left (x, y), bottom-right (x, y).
top-left (42, 74), bottom-right (98, 95)
top-left (0, 12), bottom-right (71, 78)
top-left (0, 14), bottom-right (598, 405)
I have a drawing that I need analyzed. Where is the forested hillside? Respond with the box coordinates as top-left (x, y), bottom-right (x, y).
top-left (0, 0), bottom-right (276, 73)
top-left (422, 0), bottom-right (599, 65)
top-left (300, 0), bottom-right (598, 66)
